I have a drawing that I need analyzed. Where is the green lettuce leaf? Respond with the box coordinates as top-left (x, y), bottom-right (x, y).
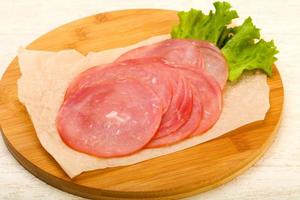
top-left (171, 1), bottom-right (279, 81)
top-left (217, 27), bottom-right (237, 48)
top-left (171, 2), bottom-right (238, 45)
top-left (221, 17), bottom-right (278, 81)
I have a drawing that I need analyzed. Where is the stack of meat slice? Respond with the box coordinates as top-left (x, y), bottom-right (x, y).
top-left (56, 39), bottom-right (227, 158)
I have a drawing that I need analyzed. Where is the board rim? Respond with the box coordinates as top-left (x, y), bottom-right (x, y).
top-left (0, 9), bottom-right (284, 200)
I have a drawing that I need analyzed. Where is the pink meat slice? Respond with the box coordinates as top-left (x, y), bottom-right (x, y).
top-left (191, 40), bottom-right (228, 89)
top-left (65, 58), bottom-right (173, 113)
top-left (147, 86), bottom-right (202, 148)
top-left (57, 78), bottom-right (162, 158)
top-left (179, 68), bottom-right (222, 136)
top-left (153, 73), bottom-right (194, 139)
top-left (115, 39), bottom-right (205, 72)
top-left (116, 39), bottom-right (228, 89)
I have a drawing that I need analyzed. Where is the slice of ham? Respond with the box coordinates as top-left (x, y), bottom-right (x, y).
top-left (115, 39), bottom-right (205, 72)
top-left (115, 39), bottom-right (228, 89)
top-left (65, 58), bottom-right (173, 113)
top-left (56, 78), bottom-right (162, 158)
top-left (153, 74), bottom-right (194, 139)
top-left (191, 40), bottom-right (228, 89)
top-left (147, 67), bottom-right (221, 147)
top-left (147, 86), bottom-right (202, 148)
top-left (179, 69), bottom-right (222, 136)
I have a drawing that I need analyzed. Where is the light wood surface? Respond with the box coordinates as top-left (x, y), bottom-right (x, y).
top-left (0, 7), bottom-right (284, 200)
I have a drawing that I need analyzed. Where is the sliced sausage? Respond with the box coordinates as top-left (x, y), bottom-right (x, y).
top-left (191, 40), bottom-right (228, 89)
top-left (65, 58), bottom-right (173, 113)
top-left (153, 73), bottom-right (193, 139)
top-left (116, 39), bottom-right (228, 89)
top-left (115, 39), bottom-right (205, 72)
top-left (147, 86), bottom-right (202, 147)
top-left (57, 78), bottom-right (162, 158)
top-left (179, 68), bottom-right (222, 136)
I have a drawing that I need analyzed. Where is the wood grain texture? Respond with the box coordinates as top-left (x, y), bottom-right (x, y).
top-left (0, 9), bottom-right (283, 200)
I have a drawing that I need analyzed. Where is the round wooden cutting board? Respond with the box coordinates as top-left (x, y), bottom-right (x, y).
top-left (0, 9), bottom-right (284, 200)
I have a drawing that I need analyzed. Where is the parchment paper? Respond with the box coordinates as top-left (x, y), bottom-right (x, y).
top-left (17, 35), bottom-right (270, 178)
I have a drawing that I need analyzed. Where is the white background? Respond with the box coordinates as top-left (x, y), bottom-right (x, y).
top-left (0, 0), bottom-right (300, 199)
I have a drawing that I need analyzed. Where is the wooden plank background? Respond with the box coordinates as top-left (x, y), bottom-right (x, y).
top-left (0, 0), bottom-right (299, 199)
